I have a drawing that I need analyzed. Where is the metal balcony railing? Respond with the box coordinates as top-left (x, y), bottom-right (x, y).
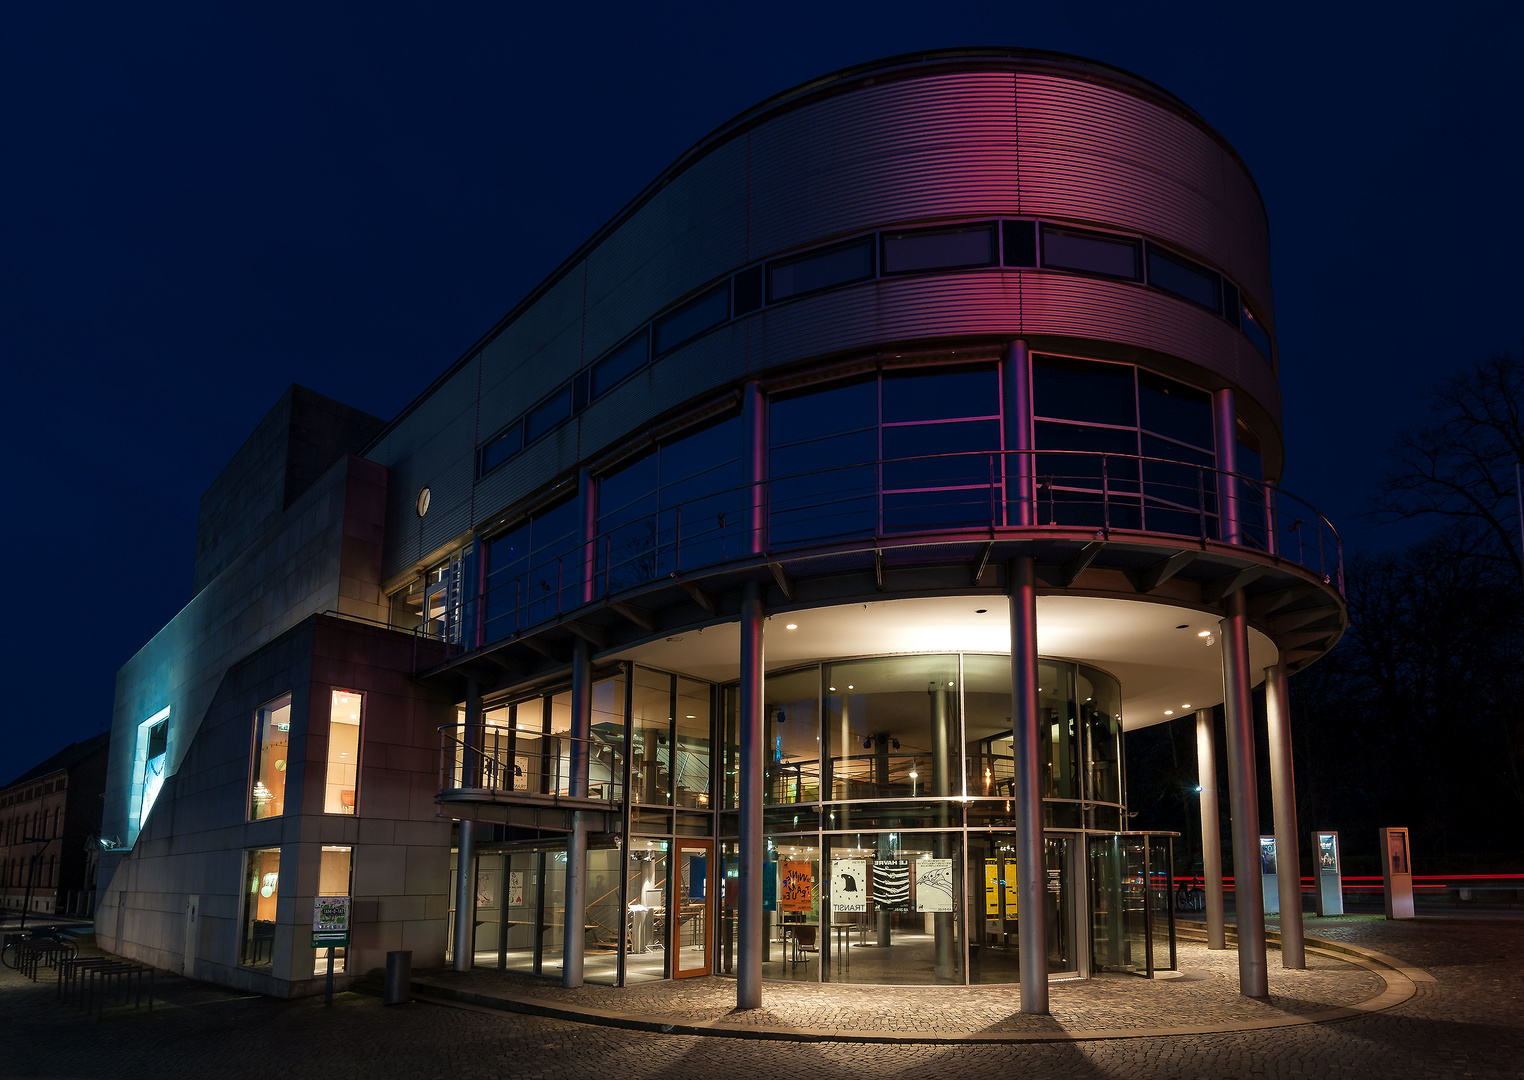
top-left (419, 449), bottom-right (1343, 654)
top-left (439, 724), bottom-right (624, 803)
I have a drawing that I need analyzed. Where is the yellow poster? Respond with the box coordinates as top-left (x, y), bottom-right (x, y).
top-left (984, 860), bottom-right (1018, 915)
top-left (781, 860), bottom-right (814, 913)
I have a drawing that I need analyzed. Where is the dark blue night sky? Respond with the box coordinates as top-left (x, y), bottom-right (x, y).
top-left (5, 2), bottom-right (1521, 773)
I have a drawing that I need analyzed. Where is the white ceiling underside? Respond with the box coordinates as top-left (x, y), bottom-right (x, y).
top-left (611, 594), bottom-right (1278, 731)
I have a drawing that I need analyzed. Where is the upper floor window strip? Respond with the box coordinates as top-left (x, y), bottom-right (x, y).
top-left (476, 216), bottom-right (1271, 480)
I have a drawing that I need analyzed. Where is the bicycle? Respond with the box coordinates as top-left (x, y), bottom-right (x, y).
top-left (1175, 879), bottom-right (1205, 912)
top-left (1, 926), bottom-right (78, 969)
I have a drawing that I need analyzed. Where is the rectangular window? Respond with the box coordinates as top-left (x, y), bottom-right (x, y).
top-left (138, 707), bottom-right (171, 830)
top-left (524, 385), bottom-right (573, 444)
top-left (767, 238), bottom-right (874, 302)
top-left (881, 223), bottom-right (996, 274)
top-left (314, 845), bottom-right (352, 975)
top-left (732, 265), bottom-right (764, 315)
top-left (250, 694), bottom-right (292, 820)
top-left (1241, 301), bottom-right (1272, 360)
top-left (324, 690), bottom-right (363, 814)
top-left (653, 282), bottom-right (730, 356)
top-left (590, 330), bottom-right (649, 399)
top-left (1220, 280), bottom-right (1242, 328)
top-left (1145, 244), bottom-right (1221, 312)
top-left (1040, 226), bottom-right (1141, 280)
top-left (240, 847), bottom-right (281, 968)
top-left (479, 421), bottom-right (523, 476)
top-left (1002, 220), bottom-right (1038, 267)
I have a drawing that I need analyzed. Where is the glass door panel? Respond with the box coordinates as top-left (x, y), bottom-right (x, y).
top-left (673, 840), bottom-right (712, 978)
top-left (1044, 836), bottom-right (1076, 975)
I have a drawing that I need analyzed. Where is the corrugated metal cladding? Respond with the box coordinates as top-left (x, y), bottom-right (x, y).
top-left (366, 57), bottom-right (1286, 583)
top-left (1017, 274), bottom-right (1280, 419)
top-left (376, 358), bottom-right (480, 580)
top-left (749, 74), bottom-right (1020, 256)
top-left (477, 263), bottom-right (586, 427)
top-left (471, 422), bottom-right (583, 528)
top-left (583, 139), bottom-right (750, 358)
top-left (1014, 74), bottom-right (1273, 325)
top-left (573, 329), bottom-right (744, 464)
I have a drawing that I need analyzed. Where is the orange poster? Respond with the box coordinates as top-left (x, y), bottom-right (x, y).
top-left (781, 860), bottom-right (813, 913)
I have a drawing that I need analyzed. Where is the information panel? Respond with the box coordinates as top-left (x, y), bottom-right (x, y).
top-left (312, 896), bottom-right (351, 947)
top-left (1380, 827), bottom-right (1414, 919)
top-left (1259, 836), bottom-right (1279, 915)
top-left (1312, 831), bottom-right (1343, 916)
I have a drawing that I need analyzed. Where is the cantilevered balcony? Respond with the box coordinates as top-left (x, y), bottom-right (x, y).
top-left (415, 448), bottom-right (1346, 689)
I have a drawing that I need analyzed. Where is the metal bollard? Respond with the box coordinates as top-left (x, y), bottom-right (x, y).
top-left (383, 950), bottom-right (412, 1005)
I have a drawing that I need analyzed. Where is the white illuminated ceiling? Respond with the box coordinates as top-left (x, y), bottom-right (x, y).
top-left (610, 594), bottom-right (1277, 730)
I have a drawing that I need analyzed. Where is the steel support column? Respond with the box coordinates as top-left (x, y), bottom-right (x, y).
top-left (452, 679), bottom-right (482, 972)
top-left (1265, 659), bottom-right (1305, 968)
top-left (743, 379), bottom-right (766, 555)
top-left (736, 580), bottom-right (765, 1010)
top-left (1002, 338), bottom-right (1034, 527)
top-left (1220, 591), bottom-right (1267, 996)
top-left (1009, 557), bottom-right (1048, 1013)
top-left (1213, 388), bottom-right (1240, 544)
top-left (1196, 709), bottom-right (1226, 949)
top-left (562, 638), bottom-right (593, 987)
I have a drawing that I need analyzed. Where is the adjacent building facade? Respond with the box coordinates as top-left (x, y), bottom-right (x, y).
top-left (3, 733), bottom-right (110, 919)
top-left (97, 49), bottom-right (1345, 1006)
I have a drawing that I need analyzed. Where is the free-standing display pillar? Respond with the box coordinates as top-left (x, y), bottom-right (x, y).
top-left (1219, 590), bottom-right (1268, 997)
top-left (1260, 836), bottom-right (1280, 914)
top-left (1195, 709), bottom-right (1225, 949)
top-left (736, 581), bottom-right (766, 1009)
top-left (1264, 659), bottom-right (1304, 967)
top-left (1312, 831), bottom-right (1344, 916)
top-left (1381, 827), bottom-right (1415, 919)
top-left (1009, 557), bottom-right (1048, 1014)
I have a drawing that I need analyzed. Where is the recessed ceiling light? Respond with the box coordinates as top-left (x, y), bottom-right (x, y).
top-left (785, 623), bottom-right (798, 630)
top-left (1181, 704), bottom-right (1191, 709)
top-left (1176, 624), bottom-right (1189, 630)
top-left (975, 609), bottom-right (988, 614)
top-left (1197, 630), bottom-right (1212, 638)
top-left (1165, 710), bottom-right (1175, 715)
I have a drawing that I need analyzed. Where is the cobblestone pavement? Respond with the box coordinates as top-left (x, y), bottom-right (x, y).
top-left (422, 935), bottom-right (1387, 1035)
top-left (2, 913), bottom-right (1520, 1079)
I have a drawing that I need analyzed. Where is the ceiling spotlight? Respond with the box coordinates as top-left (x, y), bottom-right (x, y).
top-left (785, 623), bottom-right (798, 630)
top-left (1197, 630), bottom-right (1211, 638)
top-left (1181, 703), bottom-right (1191, 710)
top-left (1176, 624), bottom-right (1189, 630)
top-left (1165, 709), bottom-right (1174, 716)
top-left (975, 609), bottom-right (988, 614)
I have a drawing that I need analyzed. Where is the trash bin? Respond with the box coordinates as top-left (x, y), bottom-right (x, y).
top-left (383, 950), bottom-right (412, 1005)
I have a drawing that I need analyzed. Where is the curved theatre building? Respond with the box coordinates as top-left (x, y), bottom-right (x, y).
top-left (97, 49), bottom-right (1344, 1007)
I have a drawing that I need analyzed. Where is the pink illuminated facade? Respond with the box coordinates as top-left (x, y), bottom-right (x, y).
top-left (99, 50), bottom-right (1342, 1006)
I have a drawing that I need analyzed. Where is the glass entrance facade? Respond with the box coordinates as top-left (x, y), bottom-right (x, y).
top-left (452, 653), bottom-right (1173, 987)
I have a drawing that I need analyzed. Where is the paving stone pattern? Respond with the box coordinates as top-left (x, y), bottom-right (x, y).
top-left (2, 913), bottom-right (1521, 1080)
top-left (426, 938), bottom-right (1384, 1034)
